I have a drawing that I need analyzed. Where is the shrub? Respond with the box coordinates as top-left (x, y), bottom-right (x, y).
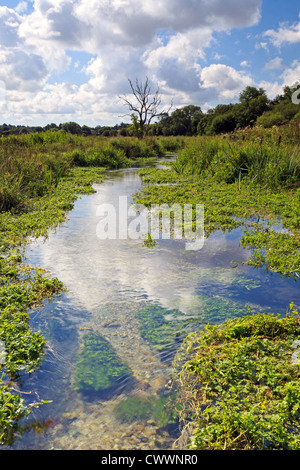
top-left (256, 111), bottom-right (285, 128)
top-left (209, 112), bottom-right (237, 134)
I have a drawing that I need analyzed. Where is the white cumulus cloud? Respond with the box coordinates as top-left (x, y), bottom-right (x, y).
top-left (0, 0), bottom-right (264, 123)
top-left (264, 18), bottom-right (300, 47)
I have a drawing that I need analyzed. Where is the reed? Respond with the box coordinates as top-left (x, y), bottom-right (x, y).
top-left (174, 134), bottom-right (300, 189)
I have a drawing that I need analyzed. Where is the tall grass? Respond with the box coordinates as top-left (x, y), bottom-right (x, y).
top-left (174, 134), bottom-right (300, 189)
top-left (0, 133), bottom-right (181, 213)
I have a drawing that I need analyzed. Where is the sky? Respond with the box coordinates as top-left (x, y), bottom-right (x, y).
top-left (0, 0), bottom-right (299, 127)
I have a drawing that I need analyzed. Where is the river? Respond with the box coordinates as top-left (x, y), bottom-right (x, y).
top-left (7, 157), bottom-right (300, 450)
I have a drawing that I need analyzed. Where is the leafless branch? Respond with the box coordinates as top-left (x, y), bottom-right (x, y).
top-left (119, 77), bottom-right (173, 137)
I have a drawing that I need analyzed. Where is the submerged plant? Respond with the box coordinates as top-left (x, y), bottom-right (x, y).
top-left (113, 392), bottom-right (178, 428)
top-left (73, 332), bottom-right (132, 394)
top-left (136, 304), bottom-right (195, 361)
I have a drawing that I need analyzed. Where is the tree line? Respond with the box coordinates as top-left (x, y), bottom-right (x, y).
top-left (152, 83), bottom-right (300, 136)
top-left (0, 83), bottom-right (299, 138)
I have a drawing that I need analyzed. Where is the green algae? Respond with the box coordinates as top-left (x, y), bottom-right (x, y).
top-left (136, 304), bottom-right (194, 359)
top-left (73, 332), bottom-right (132, 394)
top-left (136, 296), bottom-right (247, 361)
top-left (113, 392), bottom-right (178, 429)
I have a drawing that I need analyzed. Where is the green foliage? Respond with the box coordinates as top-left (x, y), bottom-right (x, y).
top-left (234, 95), bottom-right (269, 129)
top-left (0, 252), bottom-right (59, 444)
top-left (160, 105), bottom-right (203, 136)
top-left (109, 136), bottom-right (164, 160)
top-left (173, 307), bottom-right (300, 449)
top-left (113, 396), bottom-right (154, 423)
top-left (294, 112), bottom-right (300, 121)
top-left (0, 377), bottom-right (49, 445)
top-left (69, 147), bottom-right (130, 169)
top-left (0, 255), bottom-right (63, 375)
top-left (158, 134), bottom-right (300, 189)
top-left (0, 382), bottom-right (31, 445)
top-left (239, 86), bottom-right (267, 103)
top-left (73, 333), bottom-right (132, 394)
top-left (209, 112), bottom-right (237, 135)
top-left (256, 111), bottom-right (285, 128)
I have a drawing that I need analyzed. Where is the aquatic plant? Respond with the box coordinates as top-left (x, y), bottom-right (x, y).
top-left (113, 392), bottom-right (178, 428)
top-left (73, 332), bottom-right (132, 394)
top-left (135, 161), bottom-right (300, 275)
top-left (173, 305), bottom-right (300, 450)
top-left (113, 396), bottom-right (154, 423)
top-left (0, 381), bottom-right (48, 446)
top-left (136, 304), bottom-right (194, 361)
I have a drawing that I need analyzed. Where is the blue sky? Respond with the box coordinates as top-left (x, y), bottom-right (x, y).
top-left (0, 0), bottom-right (299, 127)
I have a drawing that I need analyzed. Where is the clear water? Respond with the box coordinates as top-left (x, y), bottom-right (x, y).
top-left (7, 158), bottom-right (300, 450)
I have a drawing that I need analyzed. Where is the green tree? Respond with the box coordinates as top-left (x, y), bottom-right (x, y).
top-left (256, 111), bottom-right (285, 128)
top-left (233, 91), bottom-right (269, 128)
top-left (197, 114), bottom-right (210, 135)
top-left (210, 112), bottom-right (237, 134)
top-left (239, 86), bottom-right (267, 103)
top-left (61, 121), bottom-right (82, 135)
top-left (81, 125), bottom-right (92, 136)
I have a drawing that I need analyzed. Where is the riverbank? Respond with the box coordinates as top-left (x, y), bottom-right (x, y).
top-left (135, 125), bottom-right (300, 276)
top-left (172, 306), bottom-right (300, 450)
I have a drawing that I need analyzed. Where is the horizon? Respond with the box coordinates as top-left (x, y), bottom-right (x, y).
top-left (0, 0), bottom-right (299, 128)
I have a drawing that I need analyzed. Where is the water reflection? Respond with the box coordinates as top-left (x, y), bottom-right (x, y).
top-left (8, 159), bottom-right (300, 450)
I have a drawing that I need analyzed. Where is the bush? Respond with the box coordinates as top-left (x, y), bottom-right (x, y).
top-left (293, 112), bottom-right (300, 121)
top-left (209, 112), bottom-right (237, 134)
top-left (256, 111), bottom-right (285, 128)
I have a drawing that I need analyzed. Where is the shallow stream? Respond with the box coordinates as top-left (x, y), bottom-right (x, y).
top-left (7, 157), bottom-right (300, 450)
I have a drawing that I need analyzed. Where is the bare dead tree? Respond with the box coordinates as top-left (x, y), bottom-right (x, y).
top-left (119, 77), bottom-right (173, 138)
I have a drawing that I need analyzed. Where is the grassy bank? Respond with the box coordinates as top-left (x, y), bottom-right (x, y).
top-left (0, 132), bottom-right (180, 445)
